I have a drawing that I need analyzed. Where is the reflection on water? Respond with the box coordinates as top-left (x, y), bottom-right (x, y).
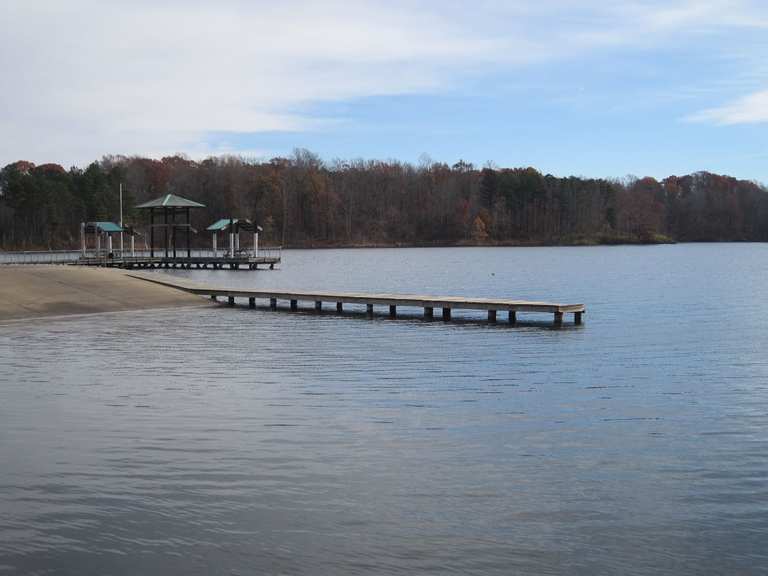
top-left (2, 244), bottom-right (768, 575)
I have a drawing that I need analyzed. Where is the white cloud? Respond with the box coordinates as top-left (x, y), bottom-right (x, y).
top-left (687, 89), bottom-right (768, 124)
top-left (2, 0), bottom-right (768, 166)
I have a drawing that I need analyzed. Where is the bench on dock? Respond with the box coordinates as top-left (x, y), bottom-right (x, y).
top-left (128, 273), bottom-right (585, 325)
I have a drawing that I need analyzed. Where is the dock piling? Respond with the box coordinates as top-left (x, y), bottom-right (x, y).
top-left (126, 274), bottom-right (585, 326)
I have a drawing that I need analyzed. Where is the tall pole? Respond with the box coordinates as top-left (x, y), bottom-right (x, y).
top-left (119, 182), bottom-right (124, 256)
top-left (186, 207), bottom-right (191, 258)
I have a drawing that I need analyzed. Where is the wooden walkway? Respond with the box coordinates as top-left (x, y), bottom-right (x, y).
top-left (128, 273), bottom-right (585, 325)
top-left (78, 255), bottom-right (279, 270)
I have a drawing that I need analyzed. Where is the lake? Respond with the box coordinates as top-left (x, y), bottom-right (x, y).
top-left (2, 244), bottom-right (768, 575)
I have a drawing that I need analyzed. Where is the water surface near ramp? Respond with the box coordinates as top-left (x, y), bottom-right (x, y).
top-left (2, 244), bottom-right (768, 575)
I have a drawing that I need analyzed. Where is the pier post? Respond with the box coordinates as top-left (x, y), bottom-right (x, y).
top-left (389, 305), bottom-right (397, 318)
top-left (249, 297), bottom-right (255, 309)
top-left (442, 308), bottom-right (451, 321)
top-left (336, 302), bottom-right (343, 313)
top-left (366, 304), bottom-right (374, 317)
top-left (509, 311), bottom-right (517, 324)
top-left (488, 310), bottom-right (497, 323)
top-left (315, 301), bottom-right (322, 311)
top-left (554, 311), bottom-right (563, 326)
top-left (290, 299), bottom-right (298, 311)
top-left (228, 296), bottom-right (235, 306)
top-left (424, 306), bottom-right (433, 319)
top-left (575, 311), bottom-right (583, 325)
top-left (270, 298), bottom-right (277, 310)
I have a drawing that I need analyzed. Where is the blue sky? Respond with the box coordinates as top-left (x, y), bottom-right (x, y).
top-left (2, 1), bottom-right (768, 181)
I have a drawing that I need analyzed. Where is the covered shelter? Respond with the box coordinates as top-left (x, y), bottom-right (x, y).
top-left (135, 194), bottom-right (205, 258)
top-left (80, 221), bottom-right (123, 257)
top-left (206, 218), bottom-right (263, 257)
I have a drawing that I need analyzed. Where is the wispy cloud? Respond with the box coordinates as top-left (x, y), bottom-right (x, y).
top-left (2, 0), bottom-right (768, 166)
top-left (687, 89), bottom-right (768, 124)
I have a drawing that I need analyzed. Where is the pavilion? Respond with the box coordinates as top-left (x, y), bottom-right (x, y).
top-left (80, 221), bottom-right (123, 257)
top-left (135, 194), bottom-right (205, 258)
top-left (206, 218), bottom-right (263, 257)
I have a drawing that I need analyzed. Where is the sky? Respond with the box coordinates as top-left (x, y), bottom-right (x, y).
top-left (2, 0), bottom-right (768, 181)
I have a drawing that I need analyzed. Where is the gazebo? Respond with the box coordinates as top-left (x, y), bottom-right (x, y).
top-left (206, 218), bottom-right (263, 257)
top-left (80, 221), bottom-right (123, 257)
top-left (135, 194), bottom-right (205, 258)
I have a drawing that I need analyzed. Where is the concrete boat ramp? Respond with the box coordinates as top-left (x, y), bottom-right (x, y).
top-left (128, 272), bottom-right (585, 326)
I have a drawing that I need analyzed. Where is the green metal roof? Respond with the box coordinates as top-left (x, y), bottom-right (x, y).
top-left (85, 221), bottom-right (123, 233)
top-left (206, 218), bottom-right (261, 232)
top-left (207, 218), bottom-right (241, 231)
top-left (135, 193), bottom-right (205, 209)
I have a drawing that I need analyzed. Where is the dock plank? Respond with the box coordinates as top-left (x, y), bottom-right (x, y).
top-left (127, 272), bottom-right (585, 323)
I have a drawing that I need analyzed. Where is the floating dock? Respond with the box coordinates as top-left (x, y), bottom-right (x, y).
top-left (77, 254), bottom-right (280, 270)
top-left (129, 273), bottom-right (585, 325)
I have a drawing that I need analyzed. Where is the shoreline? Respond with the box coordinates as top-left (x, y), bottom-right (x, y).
top-left (0, 265), bottom-right (206, 323)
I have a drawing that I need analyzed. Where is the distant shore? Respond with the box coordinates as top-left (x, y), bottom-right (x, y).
top-left (272, 234), bottom-right (677, 249)
top-left (0, 265), bottom-right (205, 322)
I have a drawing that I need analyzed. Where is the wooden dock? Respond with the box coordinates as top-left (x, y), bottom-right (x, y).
top-left (129, 273), bottom-right (585, 325)
top-left (77, 255), bottom-right (280, 270)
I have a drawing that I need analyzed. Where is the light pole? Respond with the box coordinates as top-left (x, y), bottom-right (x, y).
top-left (119, 182), bottom-right (124, 256)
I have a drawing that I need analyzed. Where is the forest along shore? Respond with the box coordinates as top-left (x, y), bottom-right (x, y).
top-left (2, 155), bottom-right (766, 250)
top-left (0, 266), bottom-right (205, 322)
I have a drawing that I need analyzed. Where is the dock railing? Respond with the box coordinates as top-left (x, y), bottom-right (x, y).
top-left (1, 246), bottom-right (282, 266)
top-left (0, 250), bottom-right (81, 265)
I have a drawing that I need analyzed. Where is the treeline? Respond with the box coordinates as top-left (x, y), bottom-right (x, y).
top-left (2, 150), bottom-right (768, 249)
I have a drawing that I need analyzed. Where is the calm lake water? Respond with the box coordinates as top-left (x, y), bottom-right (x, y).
top-left (2, 244), bottom-right (768, 575)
